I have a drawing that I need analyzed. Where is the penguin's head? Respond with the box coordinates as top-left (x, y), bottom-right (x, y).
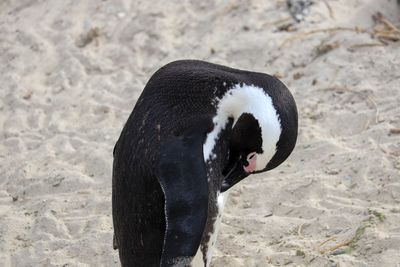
top-left (220, 83), bottom-right (298, 192)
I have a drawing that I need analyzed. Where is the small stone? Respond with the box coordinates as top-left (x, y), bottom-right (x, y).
top-left (296, 250), bottom-right (306, 257)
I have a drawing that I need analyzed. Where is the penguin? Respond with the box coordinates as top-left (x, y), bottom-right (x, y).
top-left (112, 60), bottom-right (298, 267)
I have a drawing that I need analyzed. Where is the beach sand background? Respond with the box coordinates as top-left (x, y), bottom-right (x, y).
top-left (1, 0), bottom-right (400, 266)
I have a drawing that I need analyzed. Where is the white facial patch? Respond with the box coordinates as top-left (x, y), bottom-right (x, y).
top-left (203, 84), bottom-right (282, 171)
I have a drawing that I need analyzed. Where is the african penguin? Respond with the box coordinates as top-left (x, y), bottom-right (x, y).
top-left (112, 60), bottom-right (298, 267)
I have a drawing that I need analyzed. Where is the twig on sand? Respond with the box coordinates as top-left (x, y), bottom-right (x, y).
top-left (348, 42), bottom-right (385, 50)
top-left (321, 86), bottom-right (379, 130)
top-left (378, 143), bottom-right (399, 158)
top-left (268, 17), bottom-right (293, 27)
top-left (279, 27), bottom-right (367, 48)
top-left (319, 223), bottom-right (370, 254)
top-left (373, 12), bottom-right (400, 33)
top-left (372, 12), bottom-right (400, 43)
top-left (317, 236), bottom-right (337, 248)
top-left (318, 211), bottom-right (387, 255)
top-left (314, 41), bottom-right (340, 59)
top-left (280, 12), bottom-right (399, 49)
top-left (322, 0), bottom-right (335, 19)
top-left (297, 222), bottom-right (306, 238)
top-left (319, 239), bottom-right (352, 254)
top-left (374, 33), bottom-right (400, 42)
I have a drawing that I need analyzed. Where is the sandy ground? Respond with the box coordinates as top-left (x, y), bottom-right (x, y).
top-left (1, 0), bottom-right (400, 266)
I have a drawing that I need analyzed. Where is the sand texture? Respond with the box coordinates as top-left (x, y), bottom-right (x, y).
top-left (1, 0), bottom-right (400, 266)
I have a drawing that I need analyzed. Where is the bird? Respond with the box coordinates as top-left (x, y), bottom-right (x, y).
top-left (112, 60), bottom-right (298, 267)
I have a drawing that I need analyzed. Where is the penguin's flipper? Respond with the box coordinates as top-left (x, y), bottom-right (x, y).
top-left (157, 133), bottom-right (209, 267)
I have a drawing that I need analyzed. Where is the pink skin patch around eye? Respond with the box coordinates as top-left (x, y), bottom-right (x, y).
top-left (243, 152), bottom-right (257, 173)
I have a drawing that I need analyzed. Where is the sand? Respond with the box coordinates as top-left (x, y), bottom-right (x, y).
top-left (1, 0), bottom-right (399, 266)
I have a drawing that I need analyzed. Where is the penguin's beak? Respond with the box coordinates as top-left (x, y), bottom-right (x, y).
top-left (220, 160), bottom-right (249, 192)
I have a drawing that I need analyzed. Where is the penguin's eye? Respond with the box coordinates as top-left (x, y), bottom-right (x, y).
top-left (244, 152), bottom-right (257, 173)
top-left (246, 152), bottom-right (257, 161)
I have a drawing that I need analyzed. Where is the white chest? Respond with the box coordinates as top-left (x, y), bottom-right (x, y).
top-left (191, 192), bottom-right (228, 267)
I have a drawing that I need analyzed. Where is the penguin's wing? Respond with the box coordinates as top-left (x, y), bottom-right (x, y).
top-left (157, 132), bottom-right (209, 267)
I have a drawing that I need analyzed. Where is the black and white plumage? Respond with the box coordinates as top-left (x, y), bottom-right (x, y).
top-left (112, 60), bottom-right (298, 267)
